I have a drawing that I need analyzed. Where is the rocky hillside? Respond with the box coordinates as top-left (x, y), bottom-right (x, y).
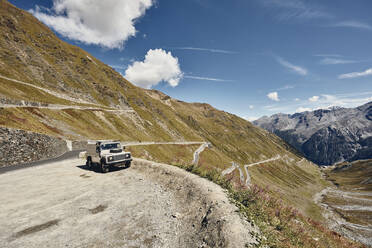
top-left (254, 102), bottom-right (372, 165)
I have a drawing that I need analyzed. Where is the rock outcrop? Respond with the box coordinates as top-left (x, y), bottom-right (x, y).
top-left (0, 127), bottom-right (68, 167)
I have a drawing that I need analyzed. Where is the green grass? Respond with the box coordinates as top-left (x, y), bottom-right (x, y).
top-left (126, 144), bottom-right (200, 166)
top-left (324, 160), bottom-right (372, 192)
top-left (0, 77), bottom-right (75, 105)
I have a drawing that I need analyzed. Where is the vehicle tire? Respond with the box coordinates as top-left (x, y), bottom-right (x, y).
top-left (125, 161), bottom-right (131, 168)
top-left (86, 157), bottom-right (92, 169)
top-left (101, 160), bottom-right (109, 173)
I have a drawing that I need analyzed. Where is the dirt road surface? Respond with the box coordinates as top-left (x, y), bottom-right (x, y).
top-left (0, 157), bottom-right (258, 248)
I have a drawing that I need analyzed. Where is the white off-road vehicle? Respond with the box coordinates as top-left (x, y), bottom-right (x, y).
top-left (86, 140), bottom-right (132, 173)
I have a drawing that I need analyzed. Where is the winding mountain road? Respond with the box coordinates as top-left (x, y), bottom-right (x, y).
top-left (0, 103), bottom-right (135, 113)
top-left (221, 155), bottom-right (282, 186)
top-left (0, 74), bottom-right (93, 105)
top-left (122, 141), bottom-right (205, 147)
top-left (221, 162), bottom-right (245, 185)
top-left (0, 74), bottom-right (137, 113)
top-left (192, 142), bottom-right (210, 165)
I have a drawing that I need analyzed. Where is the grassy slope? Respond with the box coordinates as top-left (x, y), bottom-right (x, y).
top-left (249, 159), bottom-right (329, 221)
top-left (325, 159), bottom-right (372, 192)
top-left (0, 1), bottom-right (362, 247)
top-left (126, 144), bottom-right (199, 166)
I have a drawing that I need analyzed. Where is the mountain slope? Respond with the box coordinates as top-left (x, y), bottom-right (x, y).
top-left (1, 1), bottom-right (367, 246)
top-left (0, 0), bottom-right (296, 166)
top-left (254, 102), bottom-right (372, 165)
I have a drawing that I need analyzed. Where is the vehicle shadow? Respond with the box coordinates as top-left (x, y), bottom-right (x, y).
top-left (76, 164), bottom-right (129, 173)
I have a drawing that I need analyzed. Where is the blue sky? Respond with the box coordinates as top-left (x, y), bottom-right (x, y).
top-left (10, 0), bottom-right (372, 120)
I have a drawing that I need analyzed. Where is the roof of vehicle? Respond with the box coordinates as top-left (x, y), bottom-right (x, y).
top-left (100, 140), bottom-right (121, 145)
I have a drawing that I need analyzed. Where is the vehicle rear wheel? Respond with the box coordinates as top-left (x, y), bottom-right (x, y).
top-left (86, 158), bottom-right (92, 169)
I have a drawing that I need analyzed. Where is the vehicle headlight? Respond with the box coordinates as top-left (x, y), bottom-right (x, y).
top-left (126, 154), bottom-right (130, 158)
top-left (108, 156), bottom-right (113, 161)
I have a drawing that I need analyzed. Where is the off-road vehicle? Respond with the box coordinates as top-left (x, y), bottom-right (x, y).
top-left (86, 140), bottom-right (132, 173)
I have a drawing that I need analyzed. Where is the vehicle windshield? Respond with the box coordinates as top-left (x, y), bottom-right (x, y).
top-left (101, 143), bottom-right (120, 150)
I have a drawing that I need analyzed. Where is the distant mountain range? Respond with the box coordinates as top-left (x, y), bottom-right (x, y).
top-left (254, 102), bottom-right (372, 165)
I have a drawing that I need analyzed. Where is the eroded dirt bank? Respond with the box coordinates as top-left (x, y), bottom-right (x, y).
top-left (0, 157), bottom-right (259, 248)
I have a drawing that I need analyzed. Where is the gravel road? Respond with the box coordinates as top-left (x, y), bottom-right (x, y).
top-left (0, 74), bottom-right (93, 105)
top-left (0, 103), bottom-right (135, 113)
top-left (0, 150), bottom-right (83, 174)
top-left (221, 156), bottom-right (282, 187)
top-left (192, 142), bottom-right (210, 165)
top-left (0, 157), bottom-right (259, 248)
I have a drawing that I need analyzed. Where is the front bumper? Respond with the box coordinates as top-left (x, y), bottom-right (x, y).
top-left (106, 158), bottom-right (132, 166)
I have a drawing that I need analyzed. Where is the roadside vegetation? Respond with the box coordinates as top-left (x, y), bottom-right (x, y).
top-left (125, 143), bottom-right (363, 247)
top-left (126, 144), bottom-right (200, 166)
top-left (180, 163), bottom-right (364, 248)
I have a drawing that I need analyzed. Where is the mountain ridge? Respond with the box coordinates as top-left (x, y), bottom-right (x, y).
top-left (254, 102), bottom-right (372, 165)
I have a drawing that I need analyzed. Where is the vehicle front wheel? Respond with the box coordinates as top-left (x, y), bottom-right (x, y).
top-left (125, 161), bottom-right (131, 168)
top-left (101, 161), bottom-right (109, 173)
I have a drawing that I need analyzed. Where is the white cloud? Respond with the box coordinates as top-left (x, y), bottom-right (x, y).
top-left (249, 105), bottom-right (254, 109)
top-left (320, 58), bottom-right (357, 65)
top-left (339, 68), bottom-right (372, 79)
top-left (294, 98), bottom-right (300, 101)
top-left (301, 94), bottom-right (372, 112)
top-left (184, 75), bottom-right (234, 82)
top-left (30, 0), bottom-right (153, 49)
top-left (267, 92), bottom-right (280, 101)
top-left (277, 57), bottom-right (308, 75)
top-left (332, 20), bottom-right (372, 30)
top-left (308, 96), bottom-right (319, 102)
top-left (296, 107), bottom-right (312, 113)
top-left (124, 49), bottom-right (183, 89)
top-left (313, 94), bottom-right (372, 109)
top-left (171, 47), bottom-right (236, 54)
top-left (262, 91), bottom-right (372, 114)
